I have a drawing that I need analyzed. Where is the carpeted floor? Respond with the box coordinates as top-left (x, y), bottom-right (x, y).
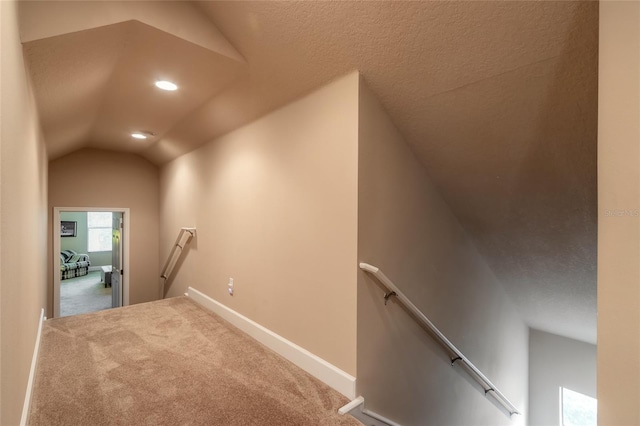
top-left (60, 271), bottom-right (112, 317)
top-left (28, 297), bottom-right (361, 426)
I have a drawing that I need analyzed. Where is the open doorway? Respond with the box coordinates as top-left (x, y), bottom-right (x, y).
top-left (53, 207), bottom-right (130, 318)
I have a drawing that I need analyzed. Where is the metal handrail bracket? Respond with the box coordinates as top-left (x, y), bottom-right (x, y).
top-left (359, 262), bottom-right (521, 416)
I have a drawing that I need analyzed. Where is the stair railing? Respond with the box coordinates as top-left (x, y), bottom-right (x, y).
top-left (160, 228), bottom-right (196, 294)
top-left (359, 262), bottom-right (521, 417)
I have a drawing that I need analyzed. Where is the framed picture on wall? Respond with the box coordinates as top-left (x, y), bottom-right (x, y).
top-left (61, 221), bottom-right (77, 237)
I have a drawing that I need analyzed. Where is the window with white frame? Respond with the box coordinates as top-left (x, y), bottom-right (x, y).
top-left (87, 212), bottom-right (113, 252)
top-left (560, 387), bottom-right (597, 426)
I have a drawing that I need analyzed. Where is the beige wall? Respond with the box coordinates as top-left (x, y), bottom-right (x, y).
top-left (598, 2), bottom-right (640, 425)
top-left (528, 330), bottom-right (596, 426)
top-left (0, 0), bottom-right (49, 423)
top-left (159, 73), bottom-right (359, 375)
top-left (356, 77), bottom-right (528, 425)
top-left (49, 148), bottom-right (160, 312)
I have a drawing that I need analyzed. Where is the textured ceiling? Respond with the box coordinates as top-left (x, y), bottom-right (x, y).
top-left (21, 1), bottom-right (598, 343)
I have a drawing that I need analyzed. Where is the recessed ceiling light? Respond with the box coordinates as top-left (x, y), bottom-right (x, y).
top-left (155, 80), bottom-right (178, 91)
top-left (131, 132), bottom-right (148, 140)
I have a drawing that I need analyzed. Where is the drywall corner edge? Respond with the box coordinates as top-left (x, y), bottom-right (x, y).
top-left (186, 286), bottom-right (356, 399)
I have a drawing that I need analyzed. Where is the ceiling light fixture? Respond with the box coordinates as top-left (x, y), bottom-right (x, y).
top-left (155, 80), bottom-right (178, 91)
top-left (131, 132), bottom-right (153, 140)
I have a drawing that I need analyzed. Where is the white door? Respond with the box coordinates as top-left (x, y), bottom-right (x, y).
top-left (111, 212), bottom-right (124, 308)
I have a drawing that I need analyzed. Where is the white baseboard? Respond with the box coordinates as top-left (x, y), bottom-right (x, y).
top-left (338, 396), bottom-right (365, 415)
top-left (186, 287), bottom-right (356, 399)
top-left (339, 396), bottom-right (402, 426)
top-left (21, 308), bottom-right (45, 426)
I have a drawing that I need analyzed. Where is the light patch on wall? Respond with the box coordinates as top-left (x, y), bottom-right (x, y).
top-left (167, 160), bottom-right (198, 203)
top-left (225, 146), bottom-right (263, 180)
top-left (214, 143), bottom-right (268, 208)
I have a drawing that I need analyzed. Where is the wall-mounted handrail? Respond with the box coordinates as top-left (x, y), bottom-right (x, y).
top-left (161, 227), bottom-right (196, 289)
top-left (359, 262), bottom-right (521, 416)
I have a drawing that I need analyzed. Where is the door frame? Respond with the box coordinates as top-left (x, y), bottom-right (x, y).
top-left (53, 207), bottom-right (131, 318)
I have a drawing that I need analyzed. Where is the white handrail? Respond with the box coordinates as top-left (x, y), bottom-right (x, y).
top-left (160, 227), bottom-right (196, 284)
top-left (359, 262), bottom-right (521, 416)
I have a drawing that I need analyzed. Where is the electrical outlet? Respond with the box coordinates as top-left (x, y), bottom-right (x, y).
top-left (228, 278), bottom-right (234, 296)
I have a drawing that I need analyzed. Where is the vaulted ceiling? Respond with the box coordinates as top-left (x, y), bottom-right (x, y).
top-left (20, 1), bottom-right (598, 343)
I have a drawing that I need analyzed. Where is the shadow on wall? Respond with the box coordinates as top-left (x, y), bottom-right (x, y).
top-left (358, 265), bottom-right (523, 425)
top-left (386, 289), bottom-right (516, 417)
top-left (503, 0), bottom-right (598, 342)
top-left (424, 1), bottom-right (598, 344)
top-left (356, 75), bottom-right (528, 426)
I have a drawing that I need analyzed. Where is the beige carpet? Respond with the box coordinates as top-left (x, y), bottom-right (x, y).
top-left (60, 271), bottom-right (112, 317)
top-left (28, 297), bottom-right (361, 425)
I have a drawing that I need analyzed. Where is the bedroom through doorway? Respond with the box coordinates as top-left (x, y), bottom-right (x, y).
top-left (54, 207), bottom-right (130, 318)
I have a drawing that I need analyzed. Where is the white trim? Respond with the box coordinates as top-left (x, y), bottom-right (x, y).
top-left (338, 396), bottom-right (365, 415)
top-left (186, 287), bottom-right (356, 399)
top-left (339, 396), bottom-right (402, 426)
top-left (53, 207), bottom-right (130, 317)
top-left (361, 408), bottom-right (403, 426)
top-left (20, 309), bottom-right (45, 426)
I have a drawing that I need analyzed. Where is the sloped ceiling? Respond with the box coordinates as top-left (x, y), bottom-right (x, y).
top-left (21, 1), bottom-right (598, 343)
